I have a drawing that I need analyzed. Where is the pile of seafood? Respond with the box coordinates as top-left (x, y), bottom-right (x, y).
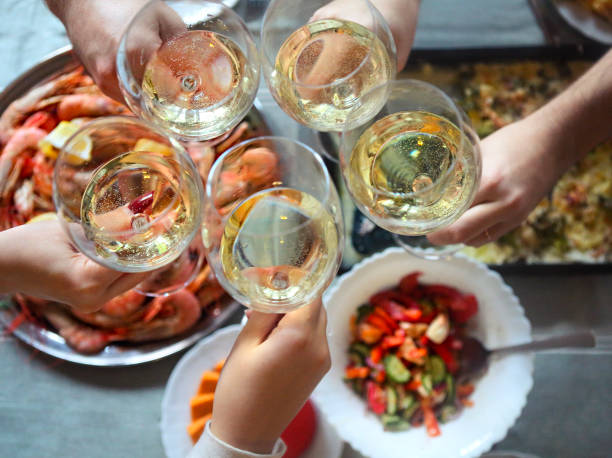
top-left (0, 65), bottom-right (264, 354)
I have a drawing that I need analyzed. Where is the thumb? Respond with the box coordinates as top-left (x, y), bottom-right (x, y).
top-left (105, 271), bottom-right (150, 300)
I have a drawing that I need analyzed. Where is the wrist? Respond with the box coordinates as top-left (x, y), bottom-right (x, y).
top-left (210, 417), bottom-right (279, 455)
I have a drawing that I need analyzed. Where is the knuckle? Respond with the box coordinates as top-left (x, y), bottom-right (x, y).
top-left (506, 192), bottom-right (526, 213)
top-left (284, 330), bottom-right (310, 352)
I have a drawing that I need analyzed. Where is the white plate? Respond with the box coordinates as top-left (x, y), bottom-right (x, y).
top-left (313, 248), bottom-right (533, 458)
top-left (161, 324), bottom-right (344, 458)
top-left (555, 0), bottom-right (612, 45)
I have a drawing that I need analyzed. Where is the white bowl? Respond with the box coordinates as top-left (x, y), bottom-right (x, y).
top-left (161, 324), bottom-right (344, 458)
top-left (313, 248), bottom-right (533, 458)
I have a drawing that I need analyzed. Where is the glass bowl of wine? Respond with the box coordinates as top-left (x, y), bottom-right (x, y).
top-left (202, 137), bottom-right (344, 313)
top-left (260, 0), bottom-right (397, 133)
top-left (116, 0), bottom-right (260, 141)
top-left (340, 79), bottom-right (482, 259)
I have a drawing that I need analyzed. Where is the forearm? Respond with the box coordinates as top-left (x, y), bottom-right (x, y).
top-left (373, 0), bottom-right (420, 69)
top-left (526, 50), bottom-right (612, 178)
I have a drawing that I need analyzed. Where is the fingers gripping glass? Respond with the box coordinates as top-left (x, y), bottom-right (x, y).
top-left (53, 116), bottom-right (205, 296)
top-left (260, 0), bottom-right (397, 133)
top-left (339, 79), bottom-right (482, 259)
top-left (117, 0), bottom-right (260, 141)
top-left (202, 137), bottom-right (344, 313)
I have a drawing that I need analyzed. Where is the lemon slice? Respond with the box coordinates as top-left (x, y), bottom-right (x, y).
top-left (64, 133), bottom-right (93, 165)
top-left (26, 212), bottom-right (58, 224)
top-left (134, 138), bottom-right (174, 156)
top-left (38, 121), bottom-right (81, 160)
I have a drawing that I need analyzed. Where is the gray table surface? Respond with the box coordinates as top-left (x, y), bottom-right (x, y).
top-left (1, 1), bottom-right (611, 458)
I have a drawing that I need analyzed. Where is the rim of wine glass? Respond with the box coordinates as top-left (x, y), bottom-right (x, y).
top-left (205, 135), bottom-right (334, 229)
top-left (52, 115), bottom-right (194, 240)
top-left (340, 78), bottom-right (472, 200)
top-left (260, 0), bottom-right (396, 91)
top-left (117, 0), bottom-right (259, 110)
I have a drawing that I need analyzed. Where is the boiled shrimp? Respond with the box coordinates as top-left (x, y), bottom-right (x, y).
top-left (187, 264), bottom-right (226, 308)
top-left (102, 289), bottom-right (146, 317)
top-left (119, 289), bottom-right (201, 342)
top-left (185, 141), bottom-right (215, 183)
top-left (57, 94), bottom-right (128, 121)
top-left (39, 303), bottom-right (122, 354)
top-left (0, 67), bottom-right (89, 143)
top-left (0, 126), bottom-right (47, 198)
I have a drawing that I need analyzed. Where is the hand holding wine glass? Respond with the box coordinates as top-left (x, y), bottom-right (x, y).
top-left (117, 0), bottom-right (260, 141)
top-left (45, 0), bottom-right (185, 102)
top-left (53, 116), bottom-right (204, 296)
top-left (0, 220), bottom-right (147, 312)
top-left (429, 49), bottom-right (612, 247)
top-left (311, 0), bottom-right (419, 70)
top-left (261, 0), bottom-right (397, 132)
top-left (340, 79), bottom-right (482, 258)
top-left (197, 298), bottom-right (330, 455)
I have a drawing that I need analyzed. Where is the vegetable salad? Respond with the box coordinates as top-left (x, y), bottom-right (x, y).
top-left (344, 272), bottom-right (478, 436)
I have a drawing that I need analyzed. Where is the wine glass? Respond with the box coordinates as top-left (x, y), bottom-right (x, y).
top-left (203, 137), bottom-right (344, 313)
top-left (260, 0), bottom-right (397, 134)
top-left (116, 0), bottom-right (260, 141)
top-left (53, 116), bottom-right (205, 295)
top-left (339, 79), bottom-right (482, 259)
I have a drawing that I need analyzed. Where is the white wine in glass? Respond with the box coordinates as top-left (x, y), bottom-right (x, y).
top-left (341, 80), bottom-right (482, 257)
top-left (117, 0), bottom-right (259, 141)
top-left (54, 117), bottom-right (203, 277)
top-left (80, 150), bottom-right (200, 269)
top-left (261, 0), bottom-right (396, 132)
top-left (204, 137), bottom-right (344, 313)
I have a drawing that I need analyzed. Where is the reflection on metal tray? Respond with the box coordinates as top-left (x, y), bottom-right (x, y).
top-left (0, 46), bottom-right (270, 366)
top-left (324, 45), bottom-right (612, 272)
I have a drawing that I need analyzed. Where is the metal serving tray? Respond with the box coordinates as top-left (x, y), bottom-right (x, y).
top-left (0, 46), bottom-right (272, 366)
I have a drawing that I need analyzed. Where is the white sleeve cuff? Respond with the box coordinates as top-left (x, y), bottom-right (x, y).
top-left (187, 421), bottom-right (287, 458)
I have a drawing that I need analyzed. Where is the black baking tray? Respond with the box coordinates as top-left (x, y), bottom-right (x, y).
top-left (328, 44), bottom-right (612, 275)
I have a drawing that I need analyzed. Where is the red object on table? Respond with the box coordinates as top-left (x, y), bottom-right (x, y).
top-left (281, 399), bottom-right (317, 458)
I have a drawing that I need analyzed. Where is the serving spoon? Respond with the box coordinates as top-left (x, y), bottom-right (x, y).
top-left (458, 331), bottom-right (596, 380)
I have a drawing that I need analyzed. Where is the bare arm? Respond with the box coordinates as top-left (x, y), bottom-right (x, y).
top-left (430, 50), bottom-right (612, 246)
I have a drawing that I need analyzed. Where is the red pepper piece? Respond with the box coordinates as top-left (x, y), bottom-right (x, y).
top-left (381, 335), bottom-right (405, 349)
top-left (448, 294), bottom-right (479, 323)
top-left (366, 381), bottom-right (386, 415)
top-left (128, 191), bottom-right (155, 214)
top-left (421, 397), bottom-right (441, 437)
top-left (374, 371), bottom-right (386, 384)
top-left (423, 284), bottom-right (462, 298)
top-left (373, 307), bottom-right (398, 331)
top-left (366, 314), bottom-right (393, 335)
top-left (370, 290), bottom-right (406, 307)
top-left (406, 379), bottom-right (421, 391)
top-left (370, 346), bottom-right (383, 364)
top-left (345, 366), bottom-right (370, 379)
top-left (431, 341), bottom-right (459, 374)
top-left (381, 300), bottom-right (423, 323)
top-left (399, 272), bottom-right (421, 295)
top-left (358, 322), bottom-right (383, 344)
